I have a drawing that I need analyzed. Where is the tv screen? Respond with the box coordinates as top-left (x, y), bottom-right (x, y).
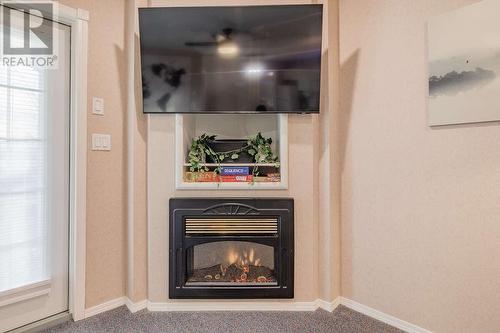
top-left (138, 5), bottom-right (323, 114)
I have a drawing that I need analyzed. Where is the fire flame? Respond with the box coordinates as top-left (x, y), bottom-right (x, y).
top-left (227, 247), bottom-right (262, 267)
top-left (228, 251), bottom-right (239, 265)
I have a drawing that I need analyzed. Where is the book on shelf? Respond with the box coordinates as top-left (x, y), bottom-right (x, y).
top-left (221, 175), bottom-right (253, 182)
top-left (220, 166), bottom-right (250, 176)
top-left (184, 172), bottom-right (218, 182)
top-left (184, 172), bottom-right (251, 183)
top-left (184, 172), bottom-right (280, 183)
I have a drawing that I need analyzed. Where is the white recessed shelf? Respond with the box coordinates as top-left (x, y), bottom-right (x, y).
top-left (175, 114), bottom-right (288, 190)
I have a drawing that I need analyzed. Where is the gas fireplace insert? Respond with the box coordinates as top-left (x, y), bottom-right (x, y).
top-left (169, 198), bottom-right (294, 299)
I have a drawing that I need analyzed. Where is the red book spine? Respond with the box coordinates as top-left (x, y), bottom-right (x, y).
top-left (221, 175), bottom-right (253, 182)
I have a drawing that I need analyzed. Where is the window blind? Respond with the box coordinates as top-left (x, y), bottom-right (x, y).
top-left (0, 65), bottom-right (47, 293)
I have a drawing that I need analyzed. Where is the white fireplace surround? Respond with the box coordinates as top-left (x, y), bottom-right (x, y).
top-left (145, 0), bottom-right (337, 323)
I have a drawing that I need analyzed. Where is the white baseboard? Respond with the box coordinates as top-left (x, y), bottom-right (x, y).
top-left (84, 297), bottom-right (127, 318)
top-left (84, 297), bottom-right (342, 317)
top-left (83, 296), bottom-right (431, 333)
top-left (317, 298), bottom-right (341, 312)
top-left (125, 298), bottom-right (148, 313)
top-left (84, 297), bottom-right (148, 318)
top-left (147, 299), bottom-right (326, 312)
top-left (340, 297), bottom-right (433, 333)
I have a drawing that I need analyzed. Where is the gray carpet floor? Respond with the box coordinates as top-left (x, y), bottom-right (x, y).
top-left (40, 305), bottom-right (405, 333)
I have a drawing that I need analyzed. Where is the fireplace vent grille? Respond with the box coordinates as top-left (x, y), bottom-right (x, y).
top-left (185, 218), bottom-right (278, 235)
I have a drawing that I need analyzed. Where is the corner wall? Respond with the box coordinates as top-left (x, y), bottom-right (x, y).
top-left (339, 1), bottom-right (500, 332)
top-left (59, 0), bottom-right (129, 308)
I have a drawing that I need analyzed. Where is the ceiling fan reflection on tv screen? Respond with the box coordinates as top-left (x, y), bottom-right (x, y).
top-left (138, 4), bottom-right (323, 114)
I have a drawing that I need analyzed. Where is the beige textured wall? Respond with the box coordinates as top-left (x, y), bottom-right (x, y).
top-left (147, 0), bottom-right (339, 303)
top-left (59, 0), bottom-right (129, 308)
top-left (132, 0), bottom-right (150, 304)
top-left (323, 0), bottom-right (341, 302)
top-left (126, 0), bottom-right (149, 303)
top-left (339, 1), bottom-right (500, 332)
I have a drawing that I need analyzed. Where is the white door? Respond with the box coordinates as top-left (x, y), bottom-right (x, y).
top-left (0, 9), bottom-right (71, 333)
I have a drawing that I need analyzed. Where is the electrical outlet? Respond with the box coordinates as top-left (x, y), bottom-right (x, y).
top-left (92, 134), bottom-right (111, 151)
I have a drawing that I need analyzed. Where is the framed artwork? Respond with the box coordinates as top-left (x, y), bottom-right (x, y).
top-left (428, 0), bottom-right (500, 126)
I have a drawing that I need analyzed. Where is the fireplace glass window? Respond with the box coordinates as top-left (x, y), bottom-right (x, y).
top-left (186, 241), bottom-right (277, 286)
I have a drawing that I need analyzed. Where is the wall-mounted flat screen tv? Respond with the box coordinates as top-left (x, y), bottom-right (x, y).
top-left (138, 5), bottom-right (323, 114)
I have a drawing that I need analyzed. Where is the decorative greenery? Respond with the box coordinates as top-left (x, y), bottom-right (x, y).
top-left (187, 132), bottom-right (280, 178)
top-left (246, 132), bottom-right (279, 177)
top-left (187, 134), bottom-right (217, 172)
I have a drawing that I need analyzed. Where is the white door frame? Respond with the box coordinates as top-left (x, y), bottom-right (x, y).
top-left (0, 1), bottom-right (88, 326)
top-left (53, 3), bottom-right (89, 322)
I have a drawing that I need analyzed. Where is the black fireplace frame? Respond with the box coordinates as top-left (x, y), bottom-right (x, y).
top-left (169, 198), bottom-right (294, 299)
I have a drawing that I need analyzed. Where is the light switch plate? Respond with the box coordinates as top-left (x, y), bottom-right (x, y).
top-left (92, 97), bottom-right (104, 115)
top-left (91, 134), bottom-right (111, 151)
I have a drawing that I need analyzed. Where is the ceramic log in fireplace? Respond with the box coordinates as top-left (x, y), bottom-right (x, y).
top-left (169, 198), bottom-right (294, 299)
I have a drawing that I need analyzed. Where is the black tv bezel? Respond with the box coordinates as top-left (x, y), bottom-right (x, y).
top-left (138, 4), bottom-right (323, 115)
